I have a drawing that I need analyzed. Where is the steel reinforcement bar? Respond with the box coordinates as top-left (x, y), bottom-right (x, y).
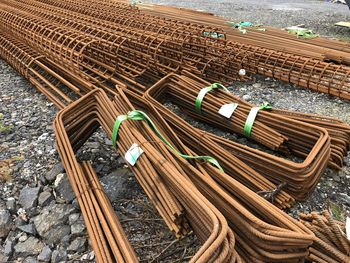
top-left (143, 73), bottom-right (333, 201)
top-left (299, 211), bottom-right (350, 263)
top-left (54, 88), bottom-right (238, 262)
top-left (2, 27), bottom-right (347, 263)
top-left (32, 0), bottom-right (350, 100)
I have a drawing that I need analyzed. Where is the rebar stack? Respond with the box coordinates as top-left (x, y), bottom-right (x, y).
top-left (300, 211), bottom-right (350, 263)
top-left (122, 89), bottom-right (315, 262)
top-left (0, 32), bottom-right (81, 109)
top-left (14, 0), bottom-right (350, 100)
top-left (144, 73), bottom-right (334, 201)
top-left (54, 88), bottom-right (238, 262)
top-left (55, 87), bottom-right (316, 262)
top-left (0, 0), bottom-right (243, 89)
top-left (1, 0), bottom-right (350, 99)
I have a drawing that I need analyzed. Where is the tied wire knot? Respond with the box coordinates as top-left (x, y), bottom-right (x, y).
top-left (257, 182), bottom-right (287, 203)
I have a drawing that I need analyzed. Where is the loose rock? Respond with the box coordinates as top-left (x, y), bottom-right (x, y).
top-left (54, 174), bottom-right (75, 203)
top-left (45, 163), bottom-right (64, 183)
top-left (14, 236), bottom-right (43, 257)
top-left (18, 233), bottom-right (28, 242)
top-left (0, 209), bottom-right (12, 238)
top-left (38, 191), bottom-right (54, 207)
top-left (6, 197), bottom-right (16, 212)
top-left (68, 213), bottom-right (80, 225)
top-left (71, 223), bottom-right (86, 236)
top-left (51, 250), bottom-right (67, 263)
top-left (67, 237), bottom-right (87, 253)
top-left (242, 94), bottom-right (251, 101)
top-left (19, 187), bottom-right (41, 210)
top-left (4, 240), bottom-right (14, 256)
top-left (37, 245), bottom-right (52, 262)
top-left (339, 193), bottom-right (350, 206)
top-left (100, 168), bottom-right (134, 202)
top-left (17, 224), bottom-right (36, 235)
top-left (32, 203), bottom-right (75, 244)
top-left (252, 83), bottom-right (262, 89)
top-left (24, 256), bottom-right (38, 263)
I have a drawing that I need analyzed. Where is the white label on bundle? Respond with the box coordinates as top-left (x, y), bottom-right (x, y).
top-left (218, 103), bottom-right (238, 119)
top-left (125, 143), bottom-right (144, 166)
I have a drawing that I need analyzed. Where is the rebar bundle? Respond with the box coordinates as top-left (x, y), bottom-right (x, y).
top-left (0, 32), bottom-right (81, 109)
top-left (123, 89), bottom-right (315, 262)
top-left (54, 88), bottom-right (238, 262)
top-left (0, 0), bottom-right (243, 89)
top-left (1, 0), bottom-right (350, 100)
top-left (300, 210), bottom-right (350, 263)
top-left (55, 87), bottom-right (316, 262)
top-left (19, 0), bottom-right (350, 100)
top-left (143, 72), bottom-right (335, 201)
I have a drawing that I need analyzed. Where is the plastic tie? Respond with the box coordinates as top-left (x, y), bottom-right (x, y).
top-left (243, 102), bottom-right (272, 137)
top-left (195, 83), bottom-right (229, 112)
top-left (112, 110), bottom-right (224, 172)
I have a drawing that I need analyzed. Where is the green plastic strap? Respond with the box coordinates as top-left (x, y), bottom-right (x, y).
top-left (243, 102), bottom-right (272, 137)
top-left (195, 83), bottom-right (229, 112)
top-left (112, 110), bottom-right (224, 172)
top-left (112, 115), bottom-right (129, 149)
top-left (286, 28), bottom-right (318, 39)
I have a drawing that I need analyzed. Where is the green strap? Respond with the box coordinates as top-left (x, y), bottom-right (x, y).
top-left (195, 83), bottom-right (229, 112)
top-left (112, 115), bottom-right (128, 149)
top-left (112, 110), bottom-right (224, 172)
top-left (243, 102), bottom-right (272, 137)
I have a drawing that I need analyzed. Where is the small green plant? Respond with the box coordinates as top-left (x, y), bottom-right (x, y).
top-left (0, 113), bottom-right (12, 132)
top-left (327, 200), bottom-right (345, 222)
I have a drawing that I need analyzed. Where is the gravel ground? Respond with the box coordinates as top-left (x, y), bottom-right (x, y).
top-left (1, 1), bottom-right (350, 262)
top-left (147, 0), bottom-right (350, 39)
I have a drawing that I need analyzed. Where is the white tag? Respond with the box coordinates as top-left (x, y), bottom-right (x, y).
top-left (346, 217), bottom-right (350, 241)
top-left (238, 69), bottom-right (246, 76)
top-left (218, 103), bottom-right (238, 119)
top-left (125, 143), bottom-right (144, 166)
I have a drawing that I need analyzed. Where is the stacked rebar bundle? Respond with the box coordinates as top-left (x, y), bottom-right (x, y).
top-left (18, 0), bottom-right (350, 100)
top-left (225, 26), bottom-right (350, 66)
top-left (138, 3), bottom-right (350, 66)
top-left (54, 88), bottom-right (239, 262)
top-left (55, 87), bottom-right (316, 262)
top-left (300, 211), bottom-right (350, 263)
top-left (0, 32), bottom-right (82, 109)
top-left (0, 0), bottom-right (242, 90)
top-left (123, 89), bottom-right (316, 262)
top-left (232, 95), bottom-right (350, 170)
top-left (143, 73), bottom-right (335, 201)
top-left (1, 0), bottom-right (350, 100)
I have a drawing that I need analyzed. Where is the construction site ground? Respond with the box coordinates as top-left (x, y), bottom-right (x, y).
top-left (0, 0), bottom-right (349, 262)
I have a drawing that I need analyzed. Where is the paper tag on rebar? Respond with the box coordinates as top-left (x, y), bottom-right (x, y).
top-left (218, 103), bottom-right (238, 118)
top-left (125, 143), bottom-right (144, 166)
